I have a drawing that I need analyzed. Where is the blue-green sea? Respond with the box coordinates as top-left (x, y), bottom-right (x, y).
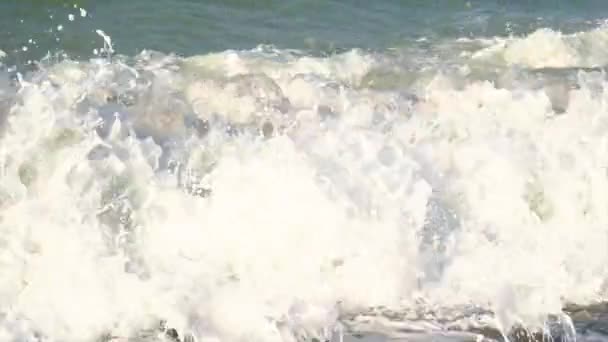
top-left (2, 0), bottom-right (608, 60)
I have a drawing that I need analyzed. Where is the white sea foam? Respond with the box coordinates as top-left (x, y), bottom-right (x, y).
top-left (472, 26), bottom-right (608, 68)
top-left (0, 27), bottom-right (608, 342)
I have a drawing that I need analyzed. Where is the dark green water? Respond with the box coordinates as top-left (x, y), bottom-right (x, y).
top-left (2, 0), bottom-right (608, 62)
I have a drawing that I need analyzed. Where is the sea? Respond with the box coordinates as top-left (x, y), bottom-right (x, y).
top-left (2, 1), bottom-right (608, 342)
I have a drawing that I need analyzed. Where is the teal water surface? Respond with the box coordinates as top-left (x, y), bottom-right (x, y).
top-left (2, 0), bottom-right (608, 62)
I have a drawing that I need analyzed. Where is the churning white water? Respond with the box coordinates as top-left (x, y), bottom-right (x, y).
top-left (1, 26), bottom-right (608, 342)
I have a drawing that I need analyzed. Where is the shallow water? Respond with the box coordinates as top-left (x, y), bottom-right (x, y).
top-left (3, 1), bottom-right (608, 342)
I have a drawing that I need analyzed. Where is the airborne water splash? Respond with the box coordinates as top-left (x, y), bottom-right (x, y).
top-left (1, 25), bottom-right (608, 342)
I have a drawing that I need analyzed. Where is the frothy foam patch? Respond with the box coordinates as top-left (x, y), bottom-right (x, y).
top-left (0, 45), bottom-right (607, 342)
top-left (472, 26), bottom-right (608, 69)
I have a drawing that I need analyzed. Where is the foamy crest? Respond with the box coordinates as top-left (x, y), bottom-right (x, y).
top-left (473, 26), bottom-right (608, 69)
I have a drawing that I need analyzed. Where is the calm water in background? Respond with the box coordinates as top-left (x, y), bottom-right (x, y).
top-left (1, 0), bottom-right (608, 61)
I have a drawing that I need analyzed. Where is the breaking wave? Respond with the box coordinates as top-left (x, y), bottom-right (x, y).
top-left (1, 25), bottom-right (608, 342)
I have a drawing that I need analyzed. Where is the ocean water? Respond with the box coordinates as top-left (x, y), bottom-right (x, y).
top-left (3, 1), bottom-right (608, 342)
